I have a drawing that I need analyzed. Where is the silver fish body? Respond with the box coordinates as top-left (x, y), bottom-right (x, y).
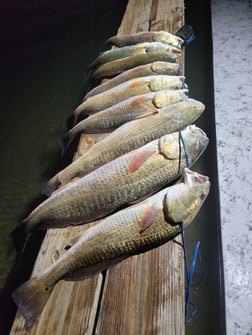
top-left (74, 75), bottom-right (186, 123)
top-left (91, 50), bottom-right (178, 80)
top-left (67, 89), bottom-right (188, 143)
top-left (25, 125), bottom-right (209, 232)
top-left (85, 61), bottom-right (182, 99)
top-left (12, 168), bottom-right (210, 328)
top-left (89, 42), bottom-right (181, 70)
top-left (106, 31), bottom-right (184, 49)
top-left (47, 99), bottom-right (204, 194)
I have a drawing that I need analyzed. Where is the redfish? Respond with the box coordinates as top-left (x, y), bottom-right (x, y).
top-left (106, 31), bottom-right (184, 49)
top-left (85, 61), bottom-right (181, 99)
top-left (21, 125), bottom-right (208, 240)
top-left (46, 99), bottom-right (204, 194)
top-left (66, 89), bottom-right (188, 146)
top-left (74, 75), bottom-right (186, 123)
top-left (89, 42), bottom-right (181, 70)
top-left (91, 50), bottom-right (178, 80)
top-left (12, 168), bottom-right (210, 328)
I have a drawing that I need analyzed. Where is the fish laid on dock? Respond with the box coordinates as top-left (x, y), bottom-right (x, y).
top-left (47, 99), bottom-right (205, 194)
top-left (85, 61), bottom-right (181, 99)
top-left (74, 75), bottom-right (186, 123)
top-left (20, 125), bottom-right (208, 244)
top-left (91, 51), bottom-right (179, 80)
top-left (66, 89), bottom-right (188, 146)
top-left (89, 42), bottom-right (181, 70)
top-left (106, 30), bottom-right (184, 49)
top-left (12, 167), bottom-right (210, 328)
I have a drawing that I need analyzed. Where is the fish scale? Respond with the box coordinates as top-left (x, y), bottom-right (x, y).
top-left (89, 42), bottom-right (181, 69)
top-left (85, 62), bottom-right (181, 99)
top-left (67, 89), bottom-right (188, 141)
top-left (46, 98), bottom-right (204, 194)
top-left (91, 51), bottom-right (178, 80)
top-left (12, 168), bottom-right (210, 328)
top-left (74, 74), bottom-right (184, 120)
top-left (23, 126), bottom-right (208, 235)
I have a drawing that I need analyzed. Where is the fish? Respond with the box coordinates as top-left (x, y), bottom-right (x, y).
top-left (90, 50), bottom-right (178, 80)
top-left (21, 124), bottom-right (209, 243)
top-left (84, 61), bottom-right (182, 99)
top-left (12, 167), bottom-right (210, 328)
top-left (106, 30), bottom-right (184, 49)
top-left (46, 99), bottom-right (204, 194)
top-left (65, 89), bottom-right (189, 147)
top-left (73, 75), bottom-right (186, 123)
top-left (89, 42), bottom-right (181, 70)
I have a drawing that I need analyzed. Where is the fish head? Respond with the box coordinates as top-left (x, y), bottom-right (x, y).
top-left (149, 75), bottom-right (185, 91)
top-left (153, 89), bottom-right (188, 108)
top-left (162, 168), bottom-right (210, 225)
top-left (158, 125), bottom-right (209, 163)
top-left (150, 61), bottom-right (181, 75)
top-left (165, 98), bottom-right (205, 122)
top-left (180, 124), bottom-right (209, 165)
top-left (154, 31), bottom-right (184, 49)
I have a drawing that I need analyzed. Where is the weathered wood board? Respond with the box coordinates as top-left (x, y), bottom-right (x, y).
top-left (10, 0), bottom-right (185, 334)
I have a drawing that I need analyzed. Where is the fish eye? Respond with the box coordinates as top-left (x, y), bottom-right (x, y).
top-left (200, 192), bottom-right (205, 200)
top-left (196, 140), bottom-right (201, 147)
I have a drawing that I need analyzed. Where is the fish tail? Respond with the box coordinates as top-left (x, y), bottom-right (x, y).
top-left (42, 174), bottom-right (60, 197)
top-left (12, 277), bottom-right (52, 328)
top-left (11, 221), bottom-right (33, 254)
top-left (57, 132), bottom-right (74, 157)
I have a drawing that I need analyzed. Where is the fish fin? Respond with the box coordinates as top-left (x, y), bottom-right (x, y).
top-left (128, 150), bottom-right (156, 173)
top-left (64, 256), bottom-right (127, 281)
top-left (42, 174), bottom-right (61, 197)
top-left (131, 96), bottom-right (159, 117)
top-left (57, 132), bottom-right (73, 157)
top-left (128, 78), bottom-right (145, 89)
top-left (135, 44), bottom-right (147, 51)
top-left (163, 193), bottom-right (187, 223)
top-left (140, 205), bottom-right (162, 233)
top-left (12, 277), bottom-right (53, 328)
top-left (11, 221), bottom-right (33, 255)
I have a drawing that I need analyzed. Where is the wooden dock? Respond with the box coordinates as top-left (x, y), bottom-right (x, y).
top-left (10, 0), bottom-right (185, 334)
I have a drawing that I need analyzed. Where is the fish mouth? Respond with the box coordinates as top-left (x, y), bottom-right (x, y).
top-left (189, 124), bottom-right (207, 138)
top-left (183, 168), bottom-right (209, 185)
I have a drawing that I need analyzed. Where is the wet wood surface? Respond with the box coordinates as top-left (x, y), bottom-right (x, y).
top-left (10, 0), bottom-right (185, 334)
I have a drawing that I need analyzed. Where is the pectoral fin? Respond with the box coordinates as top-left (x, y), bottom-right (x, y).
top-left (128, 78), bottom-right (146, 89)
top-left (140, 205), bottom-right (162, 233)
top-left (131, 96), bottom-right (159, 117)
top-left (129, 150), bottom-right (156, 172)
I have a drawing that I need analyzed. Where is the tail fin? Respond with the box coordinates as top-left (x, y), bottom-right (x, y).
top-left (58, 132), bottom-right (72, 157)
top-left (42, 174), bottom-right (60, 197)
top-left (12, 277), bottom-right (52, 328)
top-left (11, 222), bottom-right (33, 255)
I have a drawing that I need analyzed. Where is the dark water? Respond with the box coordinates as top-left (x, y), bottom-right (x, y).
top-left (0, 0), bottom-right (225, 334)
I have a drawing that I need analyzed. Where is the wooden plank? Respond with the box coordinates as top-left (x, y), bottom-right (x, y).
top-left (116, 0), bottom-right (153, 34)
top-left (96, 243), bottom-right (184, 335)
top-left (10, 0), bottom-right (185, 334)
top-left (10, 225), bottom-right (104, 335)
top-left (94, 1), bottom-right (185, 334)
